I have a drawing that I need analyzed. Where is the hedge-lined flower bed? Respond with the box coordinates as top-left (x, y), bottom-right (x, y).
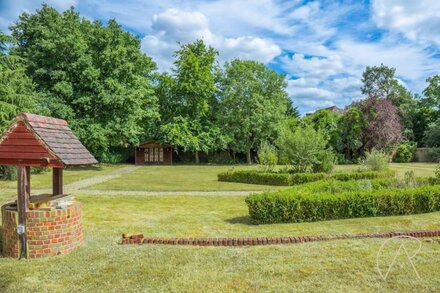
top-left (217, 169), bottom-right (396, 186)
top-left (245, 185), bottom-right (440, 224)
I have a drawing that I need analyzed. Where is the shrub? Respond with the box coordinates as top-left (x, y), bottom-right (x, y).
top-left (331, 169), bottom-right (395, 181)
top-left (218, 169), bottom-right (395, 186)
top-left (218, 170), bottom-right (290, 186)
top-left (428, 147), bottom-right (440, 162)
top-left (277, 125), bottom-right (335, 173)
top-left (289, 173), bottom-right (327, 184)
top-left (257, 141), bottom-right (278, 172)
top-left (0, 166), bottom-right (16, 181)
top-left (361, 149), bottom-right (391, 171)
top-left (245, 185), bottom-right (440, 224)
top-left (393, 141), bottom-right (416, 163)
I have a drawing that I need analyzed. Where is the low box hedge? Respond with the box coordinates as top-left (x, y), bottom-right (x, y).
top-left (217, 170), bottom-right (291, 186)
top-left (218, 169), bottom-right (396, 186)
top-left (331, 169), bottom-right (395, 181)
top-left (245, 185), bottom-right (440, 224)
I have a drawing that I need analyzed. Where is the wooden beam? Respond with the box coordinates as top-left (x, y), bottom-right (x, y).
top-left (17, 166), bottom-right (29, 258)
top-left (53, 167), bottom-right (63, 195)
top-left (25, 166), bottom-right (30, 196)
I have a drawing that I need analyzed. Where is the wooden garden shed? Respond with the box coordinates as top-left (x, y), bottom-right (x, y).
top-left (0, 113), bottom-right (97, 259)
top-left (135, 140), bottom-right (173, 165)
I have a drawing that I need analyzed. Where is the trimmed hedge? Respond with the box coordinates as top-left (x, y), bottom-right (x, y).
top-left (331, 169), bottom-right (395, 181)
top-left (245, 185), bottom-right (440, 224)
top-left (217, 170), bottom-right (290, 186)
top-left (218, 169), bottom-right (396, 186)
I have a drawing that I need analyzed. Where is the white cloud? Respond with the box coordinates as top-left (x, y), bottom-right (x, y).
top-left (280, 53), bottom-right (345, 79)
top-left (141, 8), bottom-right (281, 71)
top-left (372, 0), bottom-right (440, 46)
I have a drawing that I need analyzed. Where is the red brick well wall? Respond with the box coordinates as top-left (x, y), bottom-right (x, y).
top-left (1, 201), bottom-right (83, 258)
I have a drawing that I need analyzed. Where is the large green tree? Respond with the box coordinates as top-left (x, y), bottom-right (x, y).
top-left (11, 5), bottom-right (159, 162)
top-left (0, 32), bottom-right (36, 131)
top-left (219, 59), bottom-right (289, 164)
top-left (158, 40), bottom-right (225, 163)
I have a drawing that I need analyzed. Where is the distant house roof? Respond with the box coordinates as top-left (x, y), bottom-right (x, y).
top-left (0, 113), bottom-right (97, 167)
top-left (306, 105), bottom-right (346, 116)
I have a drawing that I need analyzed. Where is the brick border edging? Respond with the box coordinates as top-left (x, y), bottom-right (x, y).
top-left (120, 229), bottom-right (440, 246)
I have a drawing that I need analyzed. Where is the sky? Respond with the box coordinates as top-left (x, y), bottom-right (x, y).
top-left (1, 0), bottom-right (440, 114)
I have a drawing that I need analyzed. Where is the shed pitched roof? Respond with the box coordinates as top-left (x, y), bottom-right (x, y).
top-left (0, 113), bottom-right (97, 167)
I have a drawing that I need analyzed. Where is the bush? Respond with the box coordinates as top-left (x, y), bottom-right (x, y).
top-left (277, 125), bottom-right (335, 173)
top-left (361, 149), bottom-right (391, 171)
top-left (218, 170), bottom-right (290, 186)
top-left (0, 166), bottom-right (16, 181)
top-left (218, 169), bottom-right (395, 186)
top-left (245, 185), bottom-right (440, 224)
top-left (257, 141), bottom-right (278, 172)
top-left (393, 141), bottom-right (416, 163)
top-left (289, 173), bottom-right (327, 184)
top-left (428, 147), bottom-right (440, 162)
top-left (331, 169), bottom-right (395, 181)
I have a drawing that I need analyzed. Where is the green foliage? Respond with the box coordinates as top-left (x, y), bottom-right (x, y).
top-left (246, 185), bottom-right (440, 224)
top-left (303, 109), bottom-right (341, 150)
top-left (0, 32), bottom-right (36, 132)
top-left (218, 169), bottom-right (394, 186)
top-left (427, 147), bottom-right (440, 162)
top-left (11, 5), bottom-right (159, 162)
top-left (218, 170), bottom-right (290, 186)
top-left (423, 75), bottom-right (440, 109)
top-left (0, 166), bottom-right (16, 181)
top-left (331, 169), bottom-right (395, 181)
top-left (337, 106), bottom-right (364, 160)
top-left (393, 141), bottom-right (416, 163)
top-left (361, 149), bottom-right (390, 171)
top-left (219, 59), bottom-right (289, 164)
top-left (158, 40), bottom-right (225, 162)
top-left (257, 141), bottom-right (278, 172)
top-left (277, 124), bottom-right (335, 173)
top-left (361, 64), bottom-right (400, 100)
top-left (289, 173), bottom-right (327, 184)
top-left (423, 118), bottom-right (440, 147)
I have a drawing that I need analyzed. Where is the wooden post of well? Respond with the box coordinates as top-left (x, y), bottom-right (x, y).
top-left (53, 167), bottom-right (63, 195)
top-left (17, 166), bottom-right (29, 258)
top-left (25, 166), bottom-right (30, 196)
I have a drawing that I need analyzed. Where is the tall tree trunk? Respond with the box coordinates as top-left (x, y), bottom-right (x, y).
top-left (195, 151), bottom-right (200, 164)
top-left (246, 148), bottom-right (251, 165)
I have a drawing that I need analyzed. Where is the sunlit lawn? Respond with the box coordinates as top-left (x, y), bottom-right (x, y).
top-left (89, 165), bottom-right (288, 191)
top-left (1, 192), bottom-right (440, 292)
top-left (89, 163), bottom-right (438, 191)
top-left (0, 164), bottom-right (126, 190)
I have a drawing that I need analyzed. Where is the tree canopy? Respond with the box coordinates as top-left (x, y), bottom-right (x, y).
top-left (11, 4), bottom-right (159, 162)
top-left (219, 59), bottom-right (289, 164)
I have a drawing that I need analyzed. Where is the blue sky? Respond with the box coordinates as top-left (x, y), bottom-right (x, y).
top-left (1, 0), bottom-right (440, 114)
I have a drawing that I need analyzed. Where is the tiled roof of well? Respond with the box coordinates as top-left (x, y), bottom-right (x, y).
top-left (18, 113), bottom-right (98, 166)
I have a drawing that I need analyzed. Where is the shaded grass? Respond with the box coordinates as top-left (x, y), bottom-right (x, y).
top-left (1, 192), bottom-right (440, 292)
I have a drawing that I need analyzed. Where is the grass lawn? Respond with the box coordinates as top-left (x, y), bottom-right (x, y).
top-left (89, 165), bottom-right (288, 191)
top-left (0, 164), bottom-right (126, 190)
top-left (1, 163), bottom-right (440, 291)
top-left (1, 191), bottom-right (440, 292)
top-left (89, 163), bottom-right (438, 192)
